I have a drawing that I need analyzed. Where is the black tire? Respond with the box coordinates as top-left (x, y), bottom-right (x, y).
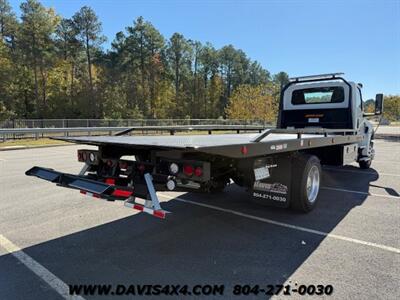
top-left (135, 154), bottom-right (148, 162)
top-left (359, 159), bottom-right (372, 169)
top-left (201, 178), bottom-right (229, 193)
top-left (290, 154), bottom-right (321, 213)
top-left (359, 135), bottom-right (374, 169)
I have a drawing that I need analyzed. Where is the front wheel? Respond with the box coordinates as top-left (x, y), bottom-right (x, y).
top-left (359, 135), bottom-right (374, 169)
top-left (291, 154), bottom-right (321, 213)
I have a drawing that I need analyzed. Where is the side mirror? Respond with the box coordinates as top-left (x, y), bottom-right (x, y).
top-left (375, 93), bottom-right (383, 115)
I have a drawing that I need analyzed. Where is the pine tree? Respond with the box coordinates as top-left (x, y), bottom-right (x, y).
top-left (73, 6), bottom-right (105, 117)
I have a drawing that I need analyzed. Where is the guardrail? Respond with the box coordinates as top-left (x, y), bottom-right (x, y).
top-left (0, 118), bottom-right (269, 129)
top-left (0, 124), bottom-right (269, 142)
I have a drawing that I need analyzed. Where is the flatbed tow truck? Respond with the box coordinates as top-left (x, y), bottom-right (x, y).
top-left (26, 73), bottom-right (383, 218)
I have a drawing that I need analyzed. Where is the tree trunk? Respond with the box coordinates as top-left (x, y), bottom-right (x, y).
top-left (174, 55), bottom-right (180, 115)
top-left (32, 35), bottom-right (39, 117)
top-left (193, 55), bottom-right (198, 118)
top-left (0, 16), bottom-right (4, 40)
top-left (24, 89), bottom-right (29, 118)
top-left (129, 70), bottom-right (136, 109)
top-left (227, 64), bottom-right (232, 98)
top-left (39, 63), bottom-right (47, 113)
top-left (33, 64), bottom-right (39, 115)
top-left (149, 50), bottom-right (156, 118)
top-left (85, 33), bottom-right (95, 117)
top-left (70, 62), bottom-right (75, 106)
top-left (203, 69), bottom-right (208, 118)
top-left (139, 32), bottom-right (146, 115)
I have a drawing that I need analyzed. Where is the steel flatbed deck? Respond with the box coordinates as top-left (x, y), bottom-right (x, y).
top-left (27, 73), bottom-right (381, 216)
top-left (56, 128), bottom-right (363, 159)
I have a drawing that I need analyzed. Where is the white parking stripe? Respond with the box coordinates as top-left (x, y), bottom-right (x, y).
top-left (373, 160), bottom-right (400, 164)
top-left (321, 187), bottom-right (400, 199)
top-left (159, 193), bottom-right (400, 254)
top-left (0, 234), bottom-right (85, 300)
top-left (323, 167), bottom-right (400, 177)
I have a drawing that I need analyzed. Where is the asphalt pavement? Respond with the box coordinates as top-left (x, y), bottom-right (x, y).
top-left (0, 140), bottom-right (399, 299)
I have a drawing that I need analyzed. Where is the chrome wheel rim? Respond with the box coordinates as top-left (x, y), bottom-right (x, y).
top-left (306, 165), bottom-right (320, 203)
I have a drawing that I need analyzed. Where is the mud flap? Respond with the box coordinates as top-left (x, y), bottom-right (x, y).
top-left (251, 155), bottom-right (292, 208)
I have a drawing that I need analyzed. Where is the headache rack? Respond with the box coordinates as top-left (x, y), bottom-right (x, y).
top-left (289, 72), bottom-right (345, 82)
top-left (251, 127), bottom-right (357, 142)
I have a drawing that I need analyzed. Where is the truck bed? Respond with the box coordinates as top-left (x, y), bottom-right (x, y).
top-left (58, 133), bottom-right (297, 148)
top-left (56, 130), bottom-right (363, 158)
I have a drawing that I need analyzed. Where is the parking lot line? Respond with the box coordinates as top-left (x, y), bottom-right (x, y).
top-left (0, 234), bottom-right (85, 300)
top-left (323, 167), bottom-right (400, 177)
top-left (321, 187), bottom-right (400, 199)
top-left (373, 160), bottom-right (400, 164)
top-left (159, 193), bottom-right (400, 254)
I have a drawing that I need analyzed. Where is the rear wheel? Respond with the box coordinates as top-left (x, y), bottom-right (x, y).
top-left (135, 155), bottom-right (148, 162)
top-left (291, 154), bottom-right (321, 212)
top-left (201, 177), bottom-right (230, 193)
top-left (359, 159), bottom-right (372, 169)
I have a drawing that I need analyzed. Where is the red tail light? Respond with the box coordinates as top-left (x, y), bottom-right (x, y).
top-left (183, 164), bottom-right (194, 176)
top-left (194, 167), bottom-right (203, 177)
top-left (241, 146), bottom-right (248, 155)
top-left (77, 152), bottom-right (83, 162)
top-left (105, 178), bottom-right (115, 185)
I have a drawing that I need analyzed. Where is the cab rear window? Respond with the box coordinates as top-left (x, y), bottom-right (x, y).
top-left (291, 86), bottom-right (344, 105)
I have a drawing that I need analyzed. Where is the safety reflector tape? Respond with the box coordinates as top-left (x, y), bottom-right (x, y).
top-left (112, 189), bottom-right (133, 198)
top-left (80, 190), bottom-right (100, 198)
top-left (105, 178), bottom-right (115, 185)
top-left (124, 202), bottom-right (166, 219)
top-left (153, 210), bottom-right (166, 218)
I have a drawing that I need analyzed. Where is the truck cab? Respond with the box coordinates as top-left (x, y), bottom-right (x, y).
top-left (277, 73), bottom-right (383, 168)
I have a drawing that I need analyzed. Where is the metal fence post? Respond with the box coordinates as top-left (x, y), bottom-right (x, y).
top-left (13, 119), bottom-right (15, 140)
top-left (41, 119), bottom-right (44, 138)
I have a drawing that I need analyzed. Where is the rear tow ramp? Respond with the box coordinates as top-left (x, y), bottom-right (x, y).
top-left (25, 166), bottom-right (169, 219)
